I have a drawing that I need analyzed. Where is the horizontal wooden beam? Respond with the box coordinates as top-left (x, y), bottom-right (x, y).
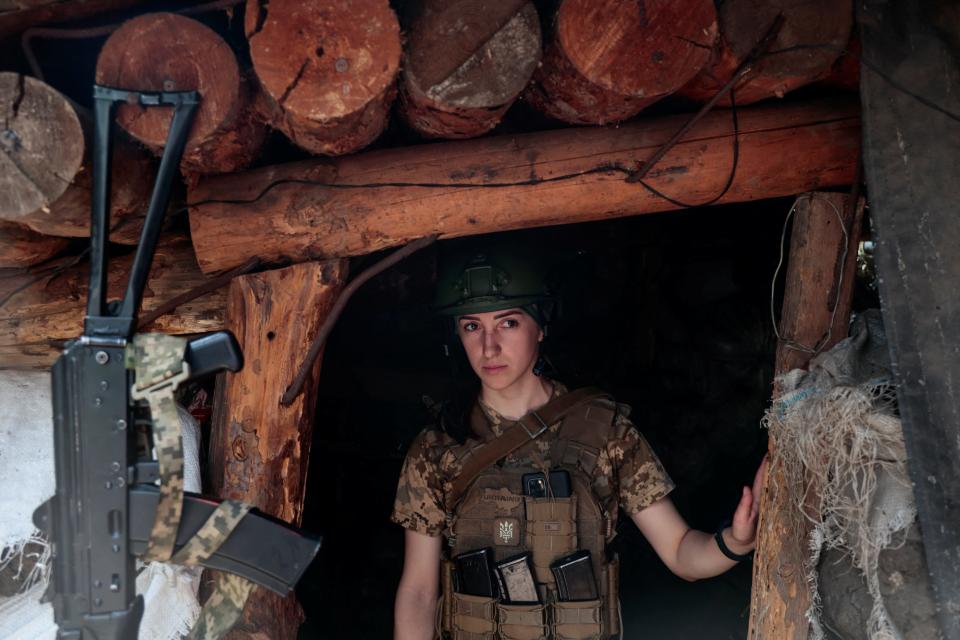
top-left (189, 97), bottom-right (860, 275)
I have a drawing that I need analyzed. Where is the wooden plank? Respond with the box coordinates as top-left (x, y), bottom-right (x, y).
top-left (209, 259), bottom-right (347, 640)
top-left (189, 97), bottom-right (861, 275)
top-left (749, 191), bottom-right (863, 639)
top-left (859, 0), bottom-right (960, 635)
top-left (0, 233), bottom-right (224, 369)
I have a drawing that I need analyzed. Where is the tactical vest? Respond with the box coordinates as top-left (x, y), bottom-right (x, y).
top-left (439, 396), bottom-right (623, 640)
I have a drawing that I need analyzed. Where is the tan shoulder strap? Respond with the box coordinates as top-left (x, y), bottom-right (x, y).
top-left (448, 387), bottom-right (608, 505)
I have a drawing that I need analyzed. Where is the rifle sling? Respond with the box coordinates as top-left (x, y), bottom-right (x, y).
top-left (448, 387), bottom-right (607, 506)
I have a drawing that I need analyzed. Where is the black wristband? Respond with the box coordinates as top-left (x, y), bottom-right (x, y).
top-left (714, 520), bottom-right (754, 562)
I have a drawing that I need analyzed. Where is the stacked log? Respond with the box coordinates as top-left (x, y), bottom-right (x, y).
top-left (0, 233), bottom-right (225, 369)
top-left (96, 13), bottom-right (267, 178)
top-left (0, 222), bottom-right (69, 268)
top-left (678, 0), bottom-right (853, 106)
top-left (188, 97), bottom-right (860, 274)
top-left (524, 0), bottom-right (717, 125)
top-left (0, 72), bottom-right (154, 248)
top-left (398, 0), bottom-right (541, 139)
top-left (244, 0), bottom-right (401, 155)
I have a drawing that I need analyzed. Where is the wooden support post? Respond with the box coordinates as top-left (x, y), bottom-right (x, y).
top-left (209, 259), bottom-right (347, 640)
top-left (749, 191), bottom-right (864, 639)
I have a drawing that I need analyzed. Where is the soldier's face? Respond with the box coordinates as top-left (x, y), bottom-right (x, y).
top-left (456, 308), bottom-right (543, 390)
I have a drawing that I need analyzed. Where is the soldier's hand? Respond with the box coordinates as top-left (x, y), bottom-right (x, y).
top-left (730, 454), bottom-right (768, 548)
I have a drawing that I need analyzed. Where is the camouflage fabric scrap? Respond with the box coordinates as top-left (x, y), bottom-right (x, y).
top-left (390, 382), bottom-right (675, 536)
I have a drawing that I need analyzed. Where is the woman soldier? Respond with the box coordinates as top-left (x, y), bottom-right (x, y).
top-left (392, 248), bottom-right (767, 640)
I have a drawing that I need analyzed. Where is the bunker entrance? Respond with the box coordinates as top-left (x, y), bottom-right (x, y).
top-left (298, 197), bottom-right (860, 637)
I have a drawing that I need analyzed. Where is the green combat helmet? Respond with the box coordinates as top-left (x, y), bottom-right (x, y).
top-left (433, 246), bottom-right (555, 326)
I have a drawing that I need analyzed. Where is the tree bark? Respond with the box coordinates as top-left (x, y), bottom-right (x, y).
top-left (0, 233), bottom-right (225, 370)
top-left (244, 0), bottom-right (400, 156)
top-left (398, 0), bottom-right (541, 139)
top-left (209, 259), bottom-right (347, 640)
top-left (0, 220), bottom-right (69, 267)
top-left (0, 72), bottom-right (155, 244)
top-left (189, 97), bottom-right (860, 275)
top-left (96, 12), bottom-right (267, 178)
top-left (678, 0), bottom-right (853, 106)
top-left (749, 191), bottom-right (864, 640)
top-left (523, 0), bottom-right (717, 124)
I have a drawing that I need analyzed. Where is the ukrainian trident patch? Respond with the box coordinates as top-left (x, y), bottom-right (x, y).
top-left (494, 517), bottom-right (520, 545)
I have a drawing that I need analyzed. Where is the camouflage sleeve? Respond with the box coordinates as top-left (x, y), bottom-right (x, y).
top-left (610, 415), bottom-right (676, 515)
top-left (390, 429), bottom-right (450, 537)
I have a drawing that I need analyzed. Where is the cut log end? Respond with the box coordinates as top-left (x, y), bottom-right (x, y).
top-left (0, 73), bottom-right (84, 222)
top-left (526, 0), bottom-right (717, 125)
top-left (399, 0), bottom-right (541, 139)
top-left (96, 12), bottom-right (266, 175)
top-left (245, 0), bottom-right (401, 155)
top-left (679, 0), bottom-right (854, 105)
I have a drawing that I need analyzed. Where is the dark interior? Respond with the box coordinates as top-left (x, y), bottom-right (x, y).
top-left (294, 198), bottom-right (877, 638)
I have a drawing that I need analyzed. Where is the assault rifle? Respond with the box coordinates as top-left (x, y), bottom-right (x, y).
top-left (31, 86), bottom-right (321, 639)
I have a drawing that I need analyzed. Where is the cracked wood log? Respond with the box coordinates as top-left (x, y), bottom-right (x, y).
top-left (523, 0), bottom-right (717, 125)
top-left (96, 12), bottom-right (267, 178)
top-left (678, 0), bottom-right (853, 106)
top-left (749, 191), bottom-right (864, 640)
top-left (0, 233), bottom-right (224, 370)
top-left (188, 97), bottom-right (860, 275)
top-left (398, 0), bottom-right (541, 139)
top-left (0, 72), bottom-right (154, 244)
top-left (209, 259), bottom-right (347, 640)
top-left (244, 0), bottom-right (400, 155)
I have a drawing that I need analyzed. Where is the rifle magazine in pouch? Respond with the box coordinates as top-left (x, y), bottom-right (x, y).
top-left (524, 496), bottom-right (578, 583)
top-left (604, 555), bottom-right (620, 637)
top-left (497, 602), bottom-right (548, 640)
top-left (452, 592), bottom-right (497, 640)
top-left (551, 599), bottom-right (604, 640)
top-left (442, 559), bottom-right (456, 635)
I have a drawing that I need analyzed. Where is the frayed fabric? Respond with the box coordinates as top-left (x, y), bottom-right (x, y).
top-left (767, 310), bottom-right (914, 640)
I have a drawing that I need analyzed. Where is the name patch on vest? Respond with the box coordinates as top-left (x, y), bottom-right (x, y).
top-left (481, 488), bottom-right (523, 514)
top-left (494, 517), bottom-right (520, 546)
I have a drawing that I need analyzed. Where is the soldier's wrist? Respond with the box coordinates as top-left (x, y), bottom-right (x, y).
top-left (715, 522), bottom-right (754, 561)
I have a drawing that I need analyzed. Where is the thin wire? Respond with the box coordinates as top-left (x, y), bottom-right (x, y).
top-left (770, 193), bottom-right (851, 355)
top-left (634, 88), bottom-right (740, 208)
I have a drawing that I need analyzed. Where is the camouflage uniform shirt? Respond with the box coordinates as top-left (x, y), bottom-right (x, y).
top-left (391, 383), bottom-right (675, 537)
